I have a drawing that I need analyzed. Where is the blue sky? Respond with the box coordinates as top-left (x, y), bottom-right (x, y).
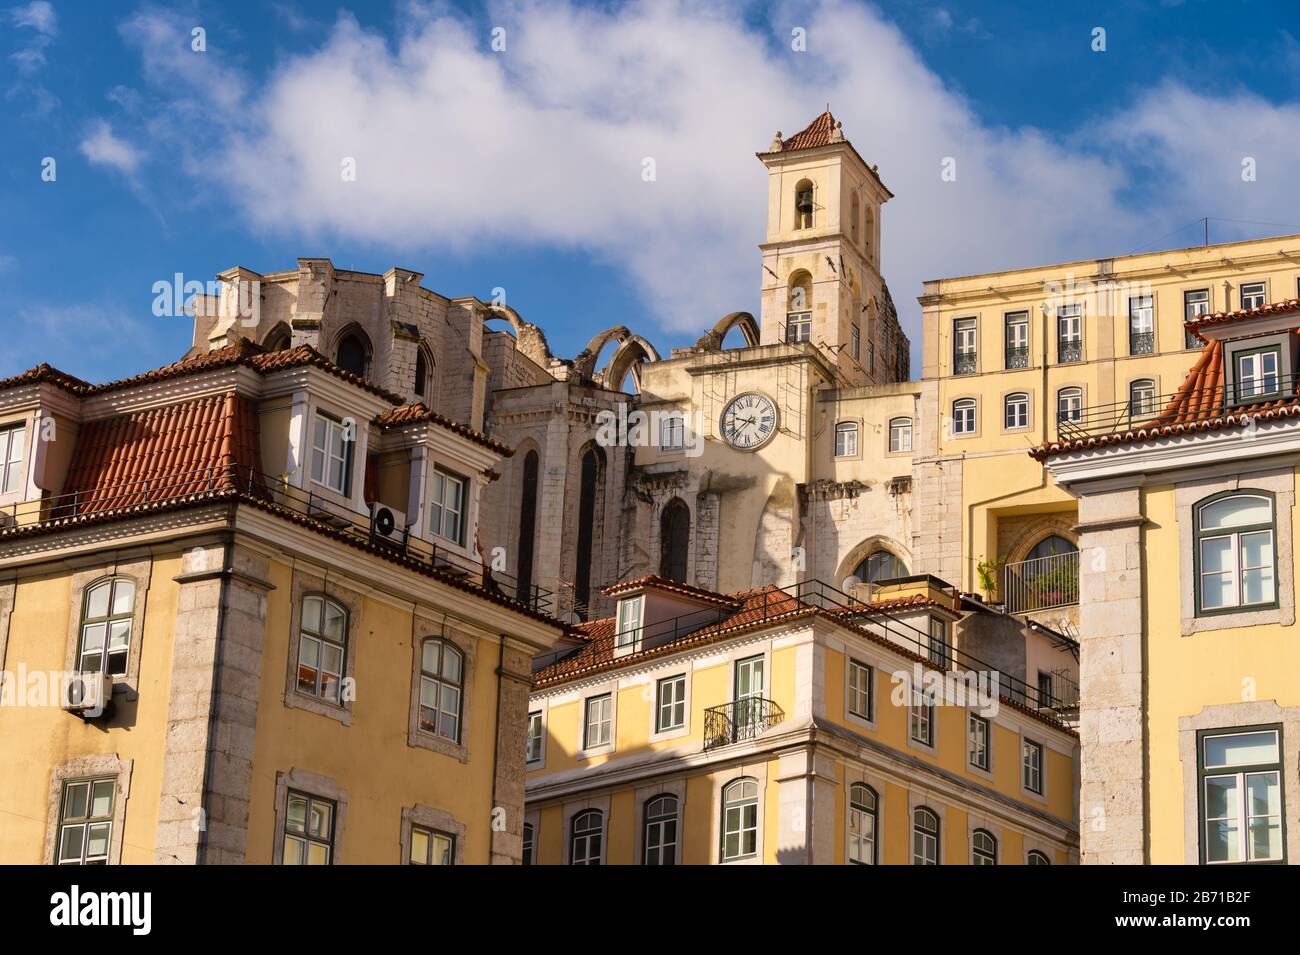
top-left (3, 0), bottom-right (1299, 382)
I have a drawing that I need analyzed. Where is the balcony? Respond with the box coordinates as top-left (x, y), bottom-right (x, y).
top-left (1057, 339), bottom-right (1082, 363)
top-left (0, 460), bottom-right (555, 616)
top-left (953, 351), bottom-right (977, 375)
top-left (1129, 330), bottom-right (1155, 355)
top-left (1004, 345), bottom-right (1029, 369)
top-left (704, 697), bottom-right (785, 751)
top-left (1003, 551), bottom-right (1079, 614)
top-left (1054, 373), bottom-right (1300, 444)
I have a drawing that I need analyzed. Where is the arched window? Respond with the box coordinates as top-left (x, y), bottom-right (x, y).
top-left (1027, 849), bottom-right (1051, 865)
top-left (848, 783), bottom-right (877, 865)
top-left (1056, 386), bottom-right (1082, 424)
top-left (418, 638), bottom-right (464, 742)
top-left (1129, 377), bottom-right (1155, 418)
top-left (972, 828), bottom-right (997, 865)
top-left (864, 207), bottom-right (875, 258)
top-left (522, 823), bottom-right (535, 866)
top-left (1026, 534), bottom-right (1077, 562)
top-left (297, 595), bottom-right (347, 703)
top-left (854, 549), bottom-right (907, 583)
top-left (415, 345), bottom-right (435, 400)
top-left (77, 577), bottom-right (135, 676)
top-left (659, 498), bottom-right (690, 583)
top-left (721, 777), bottom-right (759, 862)
top-left (794, 179), bottom-right (814, 229)
top-left (912, 807), bottom-right (940, 865)
top-left (570, 809), bottom-right (603, 865)
top-left (262, 324), bottom-right (291, 352)
top-left (849, 192), bottom-right (860, 243)
top-left (335, 328), bottom-right (371, 378)
top-left (516, 450), bottom-right (539, 602)
top-left (574, 446), bottom-right (604, 618)
top-left (889, 417), bottom-right (913, 453)
top-left (952, 397), bottom-right (977, 435)
top-left (834, 421), bottom-right (859, 457)
top-left (1004, 392), bottom-right (1029, 430)
top-left (643, 794), bottom-right (679, 865)
top-left (1195, 492), bottom-right (1276, 613)
top-left (787, 271), bottom-right (812, 342)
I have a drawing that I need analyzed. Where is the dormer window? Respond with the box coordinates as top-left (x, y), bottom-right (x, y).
top-left (615, 594), bottom-right (644, 651)
top-left (310, 413), bottom-right (353, 496)
top-left (1233, 347), bottom-right (1280, 402)
top-left (0, 424), bottom-right (24, 495)
top-left (429, 467), bottom-right (467, 546)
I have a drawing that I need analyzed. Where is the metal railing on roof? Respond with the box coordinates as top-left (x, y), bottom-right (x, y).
top-left (1055, 373), bottom-right (1300, 443)
top-left (536, 578), bottom-right (1074, 714)
top-left (0, 460), bottom-right (555, 616)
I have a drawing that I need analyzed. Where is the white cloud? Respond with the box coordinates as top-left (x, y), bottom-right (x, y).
top-left (112, 0), bottom-right (1300, 344)
top-left (79, 119), bottom-right (143, 174)
top-left (10, 0), bottom-right (56, 35)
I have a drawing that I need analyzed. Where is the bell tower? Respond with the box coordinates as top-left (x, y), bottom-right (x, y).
top-left (756, 110), bottom-right (898, 385)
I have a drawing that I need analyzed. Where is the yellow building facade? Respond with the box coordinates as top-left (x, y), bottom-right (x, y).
top-left (524, 576), bottom-right (1077, 865)
top-left (1041, 298), bottom-right (1300, 864)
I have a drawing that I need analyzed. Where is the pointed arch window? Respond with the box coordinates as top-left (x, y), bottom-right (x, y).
top-left (574, 446), bottom-right (603, 617)
top-left (516, 450), bottom-right (539, 601)
top-left (854, 549), bottom-right (907, 583)
top-left (335, 328), bottom-right (371, 378)
top-left (415, 345), bottom-right (435, 400)
top-left (659, 498), bottom-right (690, 583)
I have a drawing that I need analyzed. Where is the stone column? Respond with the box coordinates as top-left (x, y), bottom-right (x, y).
top-left (155, 541), bottom-right (272, 864)
top-left (1075, 487), bottom-right (1146, 864)
top-left (491, 638), bottom-right (535, 864)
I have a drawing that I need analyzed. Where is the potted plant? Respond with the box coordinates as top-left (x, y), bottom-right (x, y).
top-left (976, 555), bottom-right (1007, 603)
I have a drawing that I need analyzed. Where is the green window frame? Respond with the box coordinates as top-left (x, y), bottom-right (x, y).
top-left (721, 777), bottom-right (759, 862)
top-left (283, 790), bottom-right (335, 865)
top-left (1230, 345), bottom-right (1281, 404)
top-left (1197, 724), bottom-right (1286, 865)
top-left (1192, 490), bottom-right (1278, 617)
top-left (655, 674), bottom-right (686, 733)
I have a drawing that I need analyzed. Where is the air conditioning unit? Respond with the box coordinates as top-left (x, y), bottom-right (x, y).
top-left (369, 501), bottom-right (408, 548)
top-left (63, 671), bottom-right (113, 719)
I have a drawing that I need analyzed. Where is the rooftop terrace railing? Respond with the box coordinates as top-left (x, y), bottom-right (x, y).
top-left (1055, 373), bottom-right (1300, 443)
top-left (536, 578), bottom-right (1074, 716)
top-left (0, 460), bottom-right (555, 616)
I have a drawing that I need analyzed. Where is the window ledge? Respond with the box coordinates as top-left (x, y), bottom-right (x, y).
top-left (284, 689), bottom-right (354, 726)
top-left (407, 727), bottom-right (470, 764)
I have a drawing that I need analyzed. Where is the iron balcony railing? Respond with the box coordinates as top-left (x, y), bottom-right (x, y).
top-left (1128, 330), bottom-right (1155, 355)
top-left (1057, 338), bottom-right (1083, 363)
top-left (535, 578), bottom-right (1076, 714)
top-left (1004, 345), bottom-right (1029, 369)
top-left (703, 697), bottom-right (785, 751)
top-left (1004, 551), bottom-right (1080, 614)
top-left (1040, 668), bottom-right (1080, 711)
top-left (953, 351), bottom-right (977, 375)
top-left (0, 459), bottom-right (555, 615)
top-left (1055, 372), bottom-right (1300, 443)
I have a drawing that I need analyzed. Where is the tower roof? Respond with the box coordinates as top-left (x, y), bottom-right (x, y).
top-left (781, 109), bottom-right (840, 151)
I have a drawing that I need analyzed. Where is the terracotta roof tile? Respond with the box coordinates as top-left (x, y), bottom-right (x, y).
top-left (1185, 297), bottom-right (1300, 338)
top-left (60, 393), bottom-right (263, 514)
top-left (780, 110), bottom-right (838, 151)
top-left (1033, 329), bottom-right (1300, 459)
top-left (601, 574), bottom-right (739, 606)
top-left (374, 402), bottom-right (513, 456)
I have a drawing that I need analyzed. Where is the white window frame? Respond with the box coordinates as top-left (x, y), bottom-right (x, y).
top-left (1241, 281), bottom-right (1267, 309)
top-left (310, 413), bottom-right (353, 495)
top-left (660, 414), bottom-right (685, 451)
top-left (910, 686), bottom-right (934, 747)
top-left (847, 658), bottom-right (873, 721)
top-left (429, 467), bottom-right (467, 546)
top-left (55, 776), bottom-right (116, 865)
top-left (1022, 738), bottom-right (1044, 795)
top-left (655, 673), bottom-right (687, 733)
top-left (0, 423), bottom-right (25, 497)
top-left (912, 808), bottom-right (939, 865)
top-left (1196, 493), bottom-right (1276, 613)
top-left (786, 315), bottom-right (811, 342)
top-left (952, 398), bottom-right (976, 436)
top-left (968, 712), bottom-right (990, 771)
top-left (615, 595), bottom-right (644, 650)
top-left (847, 783), bottom-right (877, 865)
top-left (834, 421), bottom-right (859, 457)
top-left (889, 417), bottom-right (913, 453)
top-left (583, 693), bottom-right (613, 751)
top-left (1057, 387), bottom-right (1082, 425)
top-left (1004, 392), bottom-right (1029, 430)
top-left (525, 709), bottom-right (545, 764)
top-left (1200, 728), bottom-right (1284, 864)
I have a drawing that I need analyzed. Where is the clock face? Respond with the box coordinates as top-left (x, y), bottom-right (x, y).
top-left (721, 392), bottom-right (779, 450)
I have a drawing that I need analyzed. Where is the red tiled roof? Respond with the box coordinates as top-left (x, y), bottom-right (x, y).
top-left (1032, 330), bottom-right (1300, 459)
top-left (1185, 297), bottom-right (1300, 339)
top-left (601, 574), bottom-right (739, 607)
top-left (374, 402), bottom-right (513, 456)
top-left (61, 393), bottom-right (263, 514)
top-left (0, 339), bottom-right (404, 404)
top-left (781, 110), bottom-right (838, 151)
